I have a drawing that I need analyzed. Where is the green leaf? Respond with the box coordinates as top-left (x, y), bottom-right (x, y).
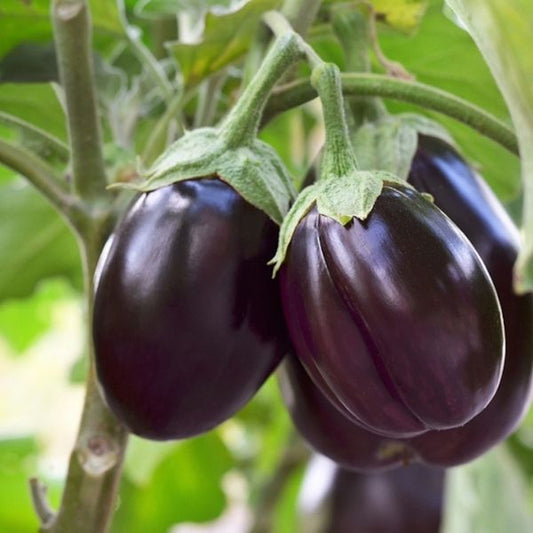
top-left (352, 116), bottom-right (418, 180)
top-left (0, 83), bottom-right (67, 144)
top-left (112, 433), bottom-right (233, 532)
top-left (326, 0), bottom-right (428, 33)
top-left (0, 278), bottom-right (73, 354)
top-left (379, 0), bottom-right (520, 200)
top-left (0, 437), bottom-right (40, 532)
top-left (442, 0), bottom-right (533, 291)
top-left (0, 179), bottom-right (82, 301)
top-left (442, 447), bottom-right (533, 533)
top-left (168, 0), bottom-right (280, 87)
top-left (0, 0), bottom-right (124, 61)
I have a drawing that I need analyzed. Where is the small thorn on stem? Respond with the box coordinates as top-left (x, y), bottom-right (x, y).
top-left (29, 477), bottom-right (56, 527)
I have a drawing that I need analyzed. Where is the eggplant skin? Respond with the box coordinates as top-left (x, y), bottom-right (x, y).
top-left (279, 353), bottom-right (410, 472)
top-left (323, 462), bottom-right (445, 533)
top-left (280, 183), bottom-right (504, 438)
top-left (93, 178), bottom-right (288, 440)
top-left (406, 135), bottom-right (533, 466)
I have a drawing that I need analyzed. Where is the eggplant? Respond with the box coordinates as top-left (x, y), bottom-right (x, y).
top-left (406, 134), bottom-right (533, 466)
top-left (299, 455), bottom-right (444, 533)
top-left (93, 178), bottom-right (288, 440)
top-left (280, 182), bottom-right (504, 439)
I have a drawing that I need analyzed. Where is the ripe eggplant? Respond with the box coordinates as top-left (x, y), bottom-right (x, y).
top-left (93, 178), bottom-right (288, 440)
top-left (406, 134), bottom-right (533, 466)
top-left (280, 182), bottom-right (504, 439)
top-left (299, 455), bottom-right (444, 533)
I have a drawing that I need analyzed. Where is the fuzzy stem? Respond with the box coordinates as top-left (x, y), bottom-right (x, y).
top-left (311, 63), bottom-right (359, 177)
top-left (34, 1), bottom-right (129, 531)
top-left (263, 74), bottom-right (519, 155)
top-left (52, 0), bottom-right (108, 203)
top-left (219, 32), bottom-right (304, 148)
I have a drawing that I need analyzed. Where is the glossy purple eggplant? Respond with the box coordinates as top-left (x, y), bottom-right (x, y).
top-left (280, 183), bottom-right (504, 438)
top-left (406, 135), bottom-right (533, 466)
top-left (279, 353), bottom-right (410, 472)
top-left (93, 178), bottom-right (288, 440)
top-left (299, 455), bottom-right (444, 533)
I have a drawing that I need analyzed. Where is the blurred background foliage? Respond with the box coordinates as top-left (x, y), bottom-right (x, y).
top-left (0, 0), bottom-right (532, 531)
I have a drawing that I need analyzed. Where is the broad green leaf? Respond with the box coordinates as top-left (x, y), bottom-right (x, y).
top-left (326, 0), bottom-right (428, 32)
top-left (443, 0), bottom-right (533, 291)
top-left (0, 437), bottom-right (40, 532)
top-left (0, 83), bottom-right (67, 143)
top-left (168, 0), bottom-right (280, 87)
top-left (0, 278), bottom-right (73, 354)
top-left (112, 433), bottom-right (233, 532)
top-left (442, 447), bottom-right (533, 533)
top-left (0, 0), bottom-right (124, 61)
top-left (0, 179), bottom-right (81, 301)
top-left (379, 0), bottom-right (520, 200)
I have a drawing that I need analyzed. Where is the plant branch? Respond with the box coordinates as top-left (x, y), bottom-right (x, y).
top-left (36, 2), bottom-right (129, 532)
top-left (0, 139), bottom-right (82, 219)
top-left (52, 0), bottom-right (108, 203)
top-left (0, 112), bottom-right (70, 162)
top-left (263, 74), bottom-right (519, 155)
top-left (29, 478), bottom-right (55, 527)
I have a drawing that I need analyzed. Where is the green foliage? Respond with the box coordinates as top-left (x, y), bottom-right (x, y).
top-left (0, 180), bottom-right (81, 301)
top-left (112, 433), bottom-right (234, 532)
top-left (442, 447), bottom-right (533, 533)
top-left (168, 0), bottom-right (280, 87)
top-left (0, 0), bottom-right (125, 60)
top-left (0, 438), bottom-right (40, 532)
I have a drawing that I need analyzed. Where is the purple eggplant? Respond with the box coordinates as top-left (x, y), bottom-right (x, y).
top-left (299, 455), bottom-right (444, 533)
top-left (280, 182), bottom-right (504, 439)
top-left (93, 178), bottom-right (288, 440)
top-left (406, 134), bottom-right (533, 466)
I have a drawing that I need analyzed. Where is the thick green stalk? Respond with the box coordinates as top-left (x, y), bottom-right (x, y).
top-left (263, 74), bottom-right (519, 155)
top-left (311, 63), bottom-right (359, 177)
top-left (219, 32), bottom-right (304, 148)
top-left (29, 1), bottom-right (129, 532)
top-left (52, 0), bottom-right (108, 203)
